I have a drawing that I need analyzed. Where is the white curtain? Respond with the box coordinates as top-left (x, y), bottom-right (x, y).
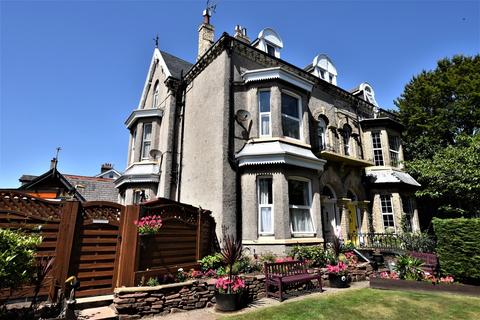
top-left (261, 115), bottom-right (270, 135)
top-left (259, 178), bottom-right (272, 233)
top-left (260, 207), bottom-right (272, 233)
top-left (291, 208), bottom-right (313, 232)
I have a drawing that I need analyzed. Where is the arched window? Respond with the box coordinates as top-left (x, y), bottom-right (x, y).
top-left (317, 117), bottom-right (328, 150)
top-left (321, 185), bottom-right (336, 199)
top-left (342, 124), bottom-right (352, 156)
top-left (152, 82), bottom-right (159, 108)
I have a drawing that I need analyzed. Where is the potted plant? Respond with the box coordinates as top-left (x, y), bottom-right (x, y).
top-left (325, 235), bottom-right (352, 288)
top-left (214, 235), bottom-right (246, 312)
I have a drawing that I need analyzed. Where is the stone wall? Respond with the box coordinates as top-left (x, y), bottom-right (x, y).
top-left (113, 276), bottom-right (266, 319)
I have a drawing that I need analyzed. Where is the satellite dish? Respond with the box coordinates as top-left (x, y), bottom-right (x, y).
top-left (236, 109), bottom-right (251, 122)
top-left (149, 149), bottom-right (163, 160)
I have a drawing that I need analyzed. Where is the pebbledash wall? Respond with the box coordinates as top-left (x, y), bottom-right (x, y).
top-left (113, 263), bottom-right (373, 319)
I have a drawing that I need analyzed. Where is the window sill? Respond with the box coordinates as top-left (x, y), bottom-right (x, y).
top-left (291, 233), bottom-right (316, 238)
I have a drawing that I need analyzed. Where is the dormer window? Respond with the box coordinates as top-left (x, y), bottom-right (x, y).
top-left (266, 43), bottom-right (275, 56)
top-left (254, 28), bottom-right (283, 58)
top-left (310, 54), bottom-right (338, 86)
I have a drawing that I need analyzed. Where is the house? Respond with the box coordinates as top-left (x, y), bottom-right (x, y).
top-left (19, 161), bottom-right (120, 202)
top-left (115, 9), bottom-right (421, 254)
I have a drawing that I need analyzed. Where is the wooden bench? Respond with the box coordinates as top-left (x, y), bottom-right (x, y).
top-left (409, 251), bottom-right (439, 275)
top-left (264, 260), bottom-right (322, 301)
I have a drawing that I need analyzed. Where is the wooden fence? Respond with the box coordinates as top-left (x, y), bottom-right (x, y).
top-left (0, 190), bottom-right (216, 302)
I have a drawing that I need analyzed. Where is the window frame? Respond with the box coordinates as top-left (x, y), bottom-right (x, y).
top-left (152, 82), bottom-right (159, 108)
top-left (380, 194), bottom-right (396, 232)
top-left (288, 177), bottom-right (315, 235)
top-left (317, 117), bottom-right (328, 151)
top-left (258, 89), bottom-right (272, 137)
top-left (281, 90), bottom-right (303, 141)
top-left (371, 131), bottom-right (384, 166)
top-left (141, 123), bottom-right (153, 160)
top-left (130, 128), bottom-right (137, 164)
top-left (257, 176), bottom-right (274, 235)
top-left (401, 196), bottom-right (414, 233)
top-left (388, 134), bottom-right (400, 167)
top-left (342, 125), bottom-right (352, 156)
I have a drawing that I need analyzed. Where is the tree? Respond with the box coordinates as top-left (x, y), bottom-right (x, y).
top-left (395, 55), bottom-right (480, 160)
top-left (407, 134), bottom-right (480, 217)
top-left (0, 229), bottom-right (41, 289)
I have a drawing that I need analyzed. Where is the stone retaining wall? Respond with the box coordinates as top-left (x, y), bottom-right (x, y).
top-left (113, 275), bottom-right (266, 319)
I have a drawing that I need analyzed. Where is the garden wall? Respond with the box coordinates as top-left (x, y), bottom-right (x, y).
top-left (433, 218), bottom-right (480, 284)
top-left (113, 276), bottom-right (266, 319)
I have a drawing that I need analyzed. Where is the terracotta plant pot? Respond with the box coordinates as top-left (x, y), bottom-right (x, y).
top-left (215, 291), bottom-right (243, 311)
top-left (328, 274), bottom-right (351, 288)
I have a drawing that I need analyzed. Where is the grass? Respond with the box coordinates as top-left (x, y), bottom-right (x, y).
top-left (222, 288), bottom-right (480, 320)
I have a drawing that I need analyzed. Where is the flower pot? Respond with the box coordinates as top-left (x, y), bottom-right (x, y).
top-left (328, 274), bottom-right (351, 288)
top-left (215, 292), bottom-right (243, 312)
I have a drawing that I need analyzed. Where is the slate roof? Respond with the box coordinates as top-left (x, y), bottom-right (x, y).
top-left (64, 175), bottom-right (118, 202)
top-left (161, 51), bottom-right (193, 79)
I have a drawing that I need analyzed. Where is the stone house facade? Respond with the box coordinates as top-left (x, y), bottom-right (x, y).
top-left (115, 10), bottom-right (421, 254)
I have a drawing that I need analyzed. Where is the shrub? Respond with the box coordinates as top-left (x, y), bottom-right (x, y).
top-left (400, 233), bottom-right (436, 253)
top-left (198, 253), bottom-right (224, 271)
top-left (146, 277), bottom-right (160, 286)
top-left (290, 245), bottom-right (329, 267)
top-left (259, 251), bottom-right (277, 264)
top-left (433, 218), bottom-right (480, 284)
top-left (394, 254), bottom-right (424, 281)
top-left (0, 229), bottom-right (41, 289)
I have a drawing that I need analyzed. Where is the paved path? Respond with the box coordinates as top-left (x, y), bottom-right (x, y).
top-left (153, 281), bottom-right (369, 320)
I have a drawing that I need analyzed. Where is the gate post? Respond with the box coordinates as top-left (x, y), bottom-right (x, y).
top-left (52, 200), bottom-right (80, 299)
top-left (116, 205), bottom-right (140, 287)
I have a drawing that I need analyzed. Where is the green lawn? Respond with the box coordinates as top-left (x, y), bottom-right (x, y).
top-left (223, 288), bottom-right (480, 320)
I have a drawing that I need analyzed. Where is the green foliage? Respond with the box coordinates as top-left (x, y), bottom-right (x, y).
top-left (259, 251), bottom-right (277, 265)
top-left (394, 254), bottom-right (425, 280)
top-left (396, 55), bottom-right (480, 160)
top-left (199, 253), bottom-right (224, 271)
top-left (400, 233), bottom-right (436, 253)
top-left (232, 256), bottom-right (261, 274)
top-left (146, 277), bottom-right (160, 286)
top-left (0, 229), bottom-right (42, 289)
top-left (433, 218), bottom-right (480, 284)
top-left (407, 134), bottom-right (480, 217)
top-left (290, 245), bottom-right (329, 267)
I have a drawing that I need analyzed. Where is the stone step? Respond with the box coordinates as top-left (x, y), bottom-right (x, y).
top-left (75, 294), bottom-right (113, 310)
top-left (78, 306), bottom-right (117, 320)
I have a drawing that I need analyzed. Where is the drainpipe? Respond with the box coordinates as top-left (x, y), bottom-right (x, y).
top-left (176, 78), bottom-right (187, 202)
top-left (225, 39), bottom-right (242, 240)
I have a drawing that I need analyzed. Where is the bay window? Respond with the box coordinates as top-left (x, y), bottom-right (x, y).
top-left (380, 194), bottom-right (395, 231)
top-left (281, 92), bottom-right (302, 140)
top-left (141, 123), bottom-right (152, 160)
top-left (372, 131), bottom-right (384, 166)
top-left (258, 90), bottom-right (271, 136)
top-left (288, 178), bottom-right (314, 234)
top-left (257, 177), bottom-right (273, 235)
top-left (130, 128), bottom-right (137, 164)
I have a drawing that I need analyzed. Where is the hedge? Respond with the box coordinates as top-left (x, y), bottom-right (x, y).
top-left (432, 218), bottom-right (480, 284)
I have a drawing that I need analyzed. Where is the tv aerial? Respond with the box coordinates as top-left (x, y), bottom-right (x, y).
top-left (206, 0), bottom-right (218, 15)
top-left (235, 109), bottom-right (252, 140)
top-left (149, 149), bottom-right (163, 161)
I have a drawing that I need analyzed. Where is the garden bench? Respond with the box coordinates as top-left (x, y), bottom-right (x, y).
top-left (409, 251), bottom-right (438, 275)
top-left (264, 260), bottom-right (322, 301)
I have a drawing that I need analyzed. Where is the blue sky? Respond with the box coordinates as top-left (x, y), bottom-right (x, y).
top-left (1, 0), bottom-right (478, 187)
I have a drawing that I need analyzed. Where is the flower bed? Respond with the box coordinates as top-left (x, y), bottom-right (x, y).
top-left (369, 276), bottom-right (480, 296)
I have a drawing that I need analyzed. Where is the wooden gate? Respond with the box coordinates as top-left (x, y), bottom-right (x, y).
top-left (68, 202), bottom-right (123, 297)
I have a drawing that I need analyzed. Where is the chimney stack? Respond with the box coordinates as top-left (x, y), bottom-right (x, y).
top-left (197, 9), bottom-right (215, 61)
top-left (50, 158), bottom-right (57, 170)
top-left (101, 163), bottom-right (113, 173)
top-left (234, 25), bottom-right (250, 44)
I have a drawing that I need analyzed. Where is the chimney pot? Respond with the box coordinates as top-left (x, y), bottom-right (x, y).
top-left (101, 163), bottom-right (113, 173)
top-left (50, 158), bottom-right (57, 170)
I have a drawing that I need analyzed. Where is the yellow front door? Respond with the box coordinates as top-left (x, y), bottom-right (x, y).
top-left (347, 203), bottom-right (359, 245)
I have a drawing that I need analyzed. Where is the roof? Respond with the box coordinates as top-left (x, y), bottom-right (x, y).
top-left (366, 169), bottom-right (421, 187)
top-left (160, 50), bottom-right (193, 79)
top-left (64, 175), bottom-right (118, 202)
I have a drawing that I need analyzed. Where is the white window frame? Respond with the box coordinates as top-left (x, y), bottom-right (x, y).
top-left (288, 177), bottom-right (315, 235)
top-left (401, 196), bottom-right (414, 232)
top-left (141, 123), bottom-right (152, 160)
top-left (372, 131), bottom-right (384, 166)
top-left (317, 117), bottom-right (328, 151)
top-left (257, 176), bottom-right (274, 235)
top-left (389, 135), bottom-right (400, 167)
top-left (281, 90), bottom-right (303, 141)
top-left (133, 189), bottom-right (146, 204)
top-left (153, 82), bottom-right (159, 108)
top-left (258, 90), bottom-right (272, 137)
top-left (130, 128), bottom-right (137, 164)
top-left (380, 194), bottom-right (396, 232)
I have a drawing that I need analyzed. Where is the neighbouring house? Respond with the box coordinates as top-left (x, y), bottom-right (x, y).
top-left (18, 161), bottom-right (120, 202)
top-left (115, 9), bottom-right (421, 254)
